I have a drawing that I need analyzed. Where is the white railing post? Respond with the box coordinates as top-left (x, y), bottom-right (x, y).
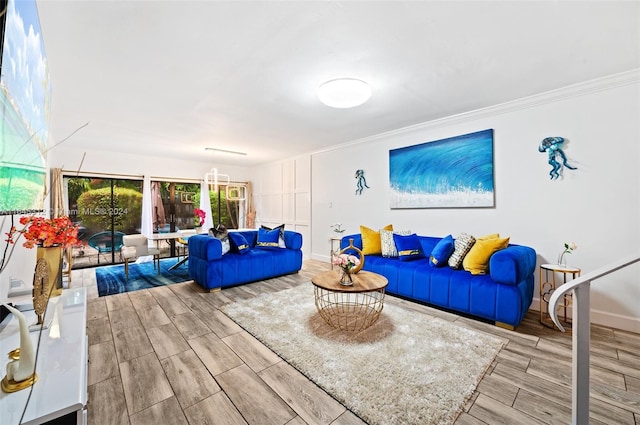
top-left (548, 253), bottom-right (640, 425)
top-left (572, 282), bottom-right (590, 425)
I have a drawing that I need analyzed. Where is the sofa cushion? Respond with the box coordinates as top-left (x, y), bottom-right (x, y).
top-left (429, 234), bottom-right (455, 267)
top-left (256, 227), bottom-right (281, 249)
top-left (393, 233), bottom-right (425, 261)
top-left (463, 235), bottom-right (510, 275)
top-left (261, 224), bottom-right (286, 248)
top-left (228, 232), bottom-right (251, 254)
top-left (361, 224), bottom-right (393, 255)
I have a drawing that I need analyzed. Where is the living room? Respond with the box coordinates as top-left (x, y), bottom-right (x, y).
top-left (0, 1), bottom-right (638, 424)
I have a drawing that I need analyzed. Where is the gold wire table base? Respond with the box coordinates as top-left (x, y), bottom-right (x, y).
top-left (539, 264), bottom-right (581, 330)
top-left (314, 286), bottom-right (385, 331)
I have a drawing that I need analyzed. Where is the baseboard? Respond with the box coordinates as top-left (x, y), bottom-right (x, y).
top-left (591, 308), bottom-right (640, 334)
top-left (311, 253), bottom-right (332, 263)
top-left (531, 296), bottom-right (640, 334)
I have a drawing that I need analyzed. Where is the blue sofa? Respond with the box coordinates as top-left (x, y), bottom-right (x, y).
top-left (340, 233), bottom-right (536, 329)
top-left (188, 230), bottom-right (303, 291)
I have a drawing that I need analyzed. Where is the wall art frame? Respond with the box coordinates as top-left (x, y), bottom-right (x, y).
top-left (389, 129), bottom-right (495, 209)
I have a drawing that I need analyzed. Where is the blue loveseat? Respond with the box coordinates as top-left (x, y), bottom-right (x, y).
top-left (188, 230), bottom-right (303, 291)
top-left (340, 233), bottom-right (536, 329)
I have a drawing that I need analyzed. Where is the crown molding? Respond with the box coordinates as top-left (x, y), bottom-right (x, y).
top-left (312, 69), bottom-right (640, 154)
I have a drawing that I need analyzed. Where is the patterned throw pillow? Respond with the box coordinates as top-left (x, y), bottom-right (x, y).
top-left (380, 229), bottom-right (411, 257)
top-left (448, 233), bottom-right (476, 269)
top-left (360, 224), bottom-right (393, 255)
top-left (210, 224), bottom-right (230, 255)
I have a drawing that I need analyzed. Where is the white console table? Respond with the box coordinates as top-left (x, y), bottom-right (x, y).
top-left (0, 287), bottom-right (88, 425)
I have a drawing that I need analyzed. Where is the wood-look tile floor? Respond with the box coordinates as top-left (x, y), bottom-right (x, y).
top-left (74, 260), bottom-right (640, 425)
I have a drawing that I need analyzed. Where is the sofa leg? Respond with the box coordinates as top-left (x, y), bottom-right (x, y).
top-left (495, 321), bottom-right (515, 331)
top-left (209, 287), bottom-right (221, 293)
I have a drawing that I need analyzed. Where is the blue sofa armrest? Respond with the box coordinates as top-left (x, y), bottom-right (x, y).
top-left (188, 234), bottom-right (223, 261)
top-left (284, 230), bottom-right (303, 250)
top-left (490, 245), bottom-right (537, 285)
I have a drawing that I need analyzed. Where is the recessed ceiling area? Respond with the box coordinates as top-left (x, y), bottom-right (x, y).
top-left (36, 1), bottom-right (639, 167)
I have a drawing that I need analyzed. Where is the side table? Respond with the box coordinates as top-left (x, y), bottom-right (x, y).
top-left (0, 287), bottom-right (88, 425)
top-left (539, 263), bottom-right (581, 330)
top-left (329, 237), bottom-right (342, 269)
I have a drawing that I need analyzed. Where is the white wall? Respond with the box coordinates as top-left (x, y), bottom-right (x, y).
top-left (252, 155), bottom-right (312, 257)
top-left (309, 72), bottom-right (639, 332)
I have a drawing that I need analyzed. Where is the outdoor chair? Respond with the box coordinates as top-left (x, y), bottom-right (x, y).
top-left (176, 229), bottom-right (197, 263)
top-left (88, 231), bottom-right (125, 264)
top-left (121, 234), bottom-right (161, 279)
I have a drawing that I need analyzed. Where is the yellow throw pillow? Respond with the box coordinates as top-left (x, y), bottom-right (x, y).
top-left (360, 224), bottom-right (393, 255)
top-left (462, 236), bottom-right (510, 275)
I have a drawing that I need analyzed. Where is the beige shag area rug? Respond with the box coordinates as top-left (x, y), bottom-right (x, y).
top-left (222, 284), bottom-right (505, 425)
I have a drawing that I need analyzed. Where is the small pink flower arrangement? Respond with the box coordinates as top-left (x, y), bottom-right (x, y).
top-left (332, 253), bottom-right (361, 274)
top-left (194, 208), bottom-right (206, 227)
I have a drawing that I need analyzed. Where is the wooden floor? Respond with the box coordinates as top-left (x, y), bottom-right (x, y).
top-left (75, 259), bottom-right (640, 425)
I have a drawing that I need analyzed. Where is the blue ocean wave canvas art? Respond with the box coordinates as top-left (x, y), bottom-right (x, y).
top-left (389, 129), bottom-right (494, 208)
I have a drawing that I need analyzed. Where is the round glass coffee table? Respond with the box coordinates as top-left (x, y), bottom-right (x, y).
top-left (311, 270), bottom-right (388, 331)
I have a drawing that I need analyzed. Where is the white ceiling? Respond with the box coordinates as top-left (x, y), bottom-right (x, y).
top-left (36, 1), bottom-right (639, 167)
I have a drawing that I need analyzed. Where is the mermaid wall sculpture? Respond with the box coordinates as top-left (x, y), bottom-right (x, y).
top-left (1, 303), bottom-right (37, 392)
top-left (538, 137), bottom-right (577, 180)
top-left (355, 169), bottom-right (370, 195)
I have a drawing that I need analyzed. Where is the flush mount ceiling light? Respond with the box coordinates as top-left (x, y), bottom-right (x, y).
top-left (317, 78), bottom-right (372, 108)
top-left (205, 147), bottom-right (247, 156)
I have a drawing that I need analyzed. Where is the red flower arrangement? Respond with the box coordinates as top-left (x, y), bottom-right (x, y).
top-left (6, 216), bottom-right (79, 249)
top-left (194, 208), bottom-right (206, 227)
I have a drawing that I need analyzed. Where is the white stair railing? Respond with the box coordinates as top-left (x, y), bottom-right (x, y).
top-left (548, 253), bottom-right (640, 425)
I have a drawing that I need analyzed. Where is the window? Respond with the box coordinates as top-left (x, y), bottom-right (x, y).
top-left (65, 176), bottom-right (143, 268)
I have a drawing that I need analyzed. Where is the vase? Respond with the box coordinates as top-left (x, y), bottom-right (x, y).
top-left (557, 251), bottom-right (567, 267)
top-left (339, 269), bottom-right (354, 286)
top-left (36, 246), bottom-right (63, 298)
top-left (338, 238), bottom-right (365, 274)
top-left (195, 226), bottom-right (203, 234)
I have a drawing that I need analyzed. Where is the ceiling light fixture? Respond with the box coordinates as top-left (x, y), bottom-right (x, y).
top-left (317, 78), bottom-right (372, 108)
top-left (205, 147), bottom-right (247, 156)
top-left (205, 167), bottom-right (230, 193)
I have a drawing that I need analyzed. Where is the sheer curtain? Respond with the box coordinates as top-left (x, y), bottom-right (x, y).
top-left (245, 181), bottom-right (255, 229)
top-left (141, 175), bottom-right (153, 238)
top-left (50, 168), bottom-right (71, 284)
top-left (50, 168), bottom-right (65, 218)
top-left (200, 180), bottom-right (214, 231)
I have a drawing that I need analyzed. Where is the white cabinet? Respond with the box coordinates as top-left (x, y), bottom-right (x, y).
top-left (0, 287), bottom-right (88, 425)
